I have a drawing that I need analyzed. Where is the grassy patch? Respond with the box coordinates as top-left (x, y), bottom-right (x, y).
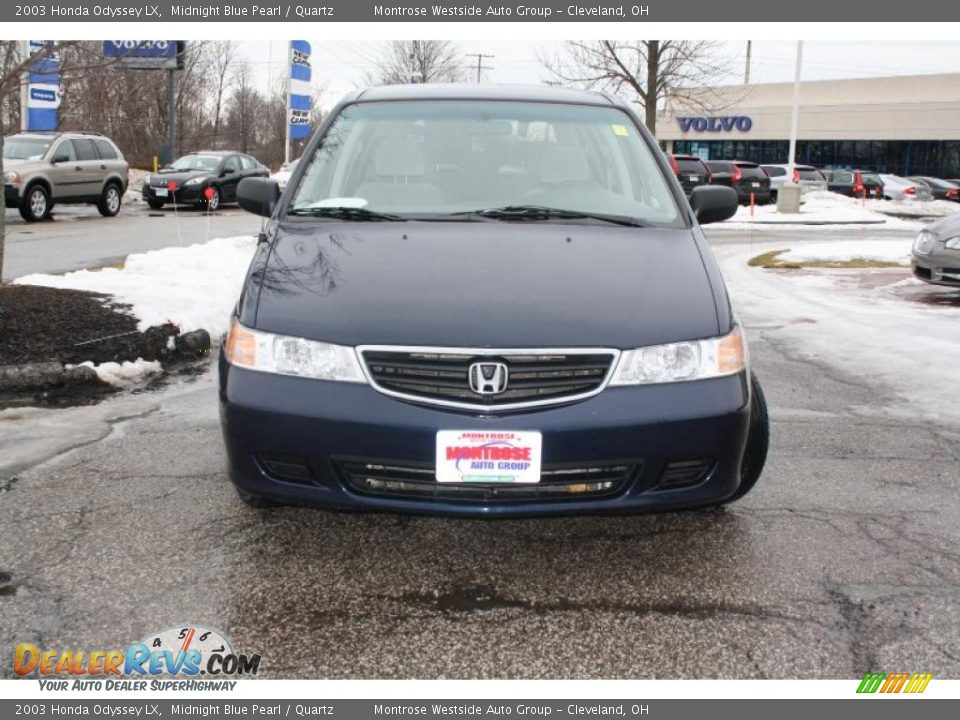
top-left (748, 249), bottom-right (906, 269)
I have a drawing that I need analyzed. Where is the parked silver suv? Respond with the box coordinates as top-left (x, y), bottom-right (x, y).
top-left (3, 131), bottom-right (129, 222)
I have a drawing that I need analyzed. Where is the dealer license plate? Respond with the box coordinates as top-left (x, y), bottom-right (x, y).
top-left (688, 174), bottom-right (699, 181)
top-left (435, 430), bottom-right (542, 484)
top-left (752, 182), bottom-right (761, 188)
top-left (155, 187), bottom-right (169, 197)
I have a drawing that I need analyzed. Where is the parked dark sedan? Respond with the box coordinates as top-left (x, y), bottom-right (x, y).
top-left (142, 151), bottom-right (268, 210)
top-left (705, 160), bottom-right (771, 204)
top-left (219, 84), bottom-right (768, 517)
top-left (825, 169), bottom-right (884, 199)
top-left (908, 177), bottom-right (960, 202)
top-left (668, 153), bottom-right (711, 197)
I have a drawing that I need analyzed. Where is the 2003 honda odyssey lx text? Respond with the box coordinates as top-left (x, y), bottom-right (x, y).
top-left (219, 84), bottom-right (769, 516)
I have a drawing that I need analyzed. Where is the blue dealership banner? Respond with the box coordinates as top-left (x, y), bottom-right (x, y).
top-left (288, 40), bottom-right (312, 140)
top-left (25, 41), bottom-right (60, 132)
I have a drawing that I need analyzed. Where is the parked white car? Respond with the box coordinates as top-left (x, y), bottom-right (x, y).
top-left (270, 157), bottom-right (300, 191)
top-left (761, 164), bottom-right (828, 199)
top-left (878, 174), bottom-right (934, 201)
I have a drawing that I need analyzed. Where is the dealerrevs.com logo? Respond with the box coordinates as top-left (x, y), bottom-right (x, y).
top-left (14, 625), bottom-right (261, 691)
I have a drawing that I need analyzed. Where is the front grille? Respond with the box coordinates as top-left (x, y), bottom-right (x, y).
top-left (336, 458), bottom-right (638, 503)
top-left (359, 348), bottom-right (617, 410)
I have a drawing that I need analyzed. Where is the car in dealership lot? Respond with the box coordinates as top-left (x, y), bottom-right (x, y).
top-left (3, 131), bottom-right (128, 221)
top-left (907, 176), bottom-right (960, 202)
top-left (824, 169), bottom-right (885, 199)
top-left (705, 160), bottom-right (771, 204)
top-left (878, 174), bottom-right (933, 201)
top-left (270, 157), bottom-right (300, 191)
top-left (912, 214), bottom-right (960, 286)
top-left (761, 164), bottom-right (828, 199)
top-left (218, 84), bottom-right (769, 517)
top-left (141, 150), bottom-right (269, 211)
top-left (667, 154), bottom-right (711, 197)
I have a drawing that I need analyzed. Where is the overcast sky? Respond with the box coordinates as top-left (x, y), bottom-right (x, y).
top-left (239, 40), bottom-right (960, 109)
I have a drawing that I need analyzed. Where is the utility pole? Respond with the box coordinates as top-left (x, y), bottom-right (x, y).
top-left (777, 40), bottom-right (804, 214)
top-left (466, 53), bottom-right (494, 83)
top-left (744, 40), bottom-right (752, 84)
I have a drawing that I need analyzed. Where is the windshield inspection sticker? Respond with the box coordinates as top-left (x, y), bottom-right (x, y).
top-left (612, 124), bottom-right (629, 136)
top-left (436, 431), bottom-right (542, 483)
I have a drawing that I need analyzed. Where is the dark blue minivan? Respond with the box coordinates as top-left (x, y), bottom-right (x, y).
top-left (219, 84), bottom-right (768, 516)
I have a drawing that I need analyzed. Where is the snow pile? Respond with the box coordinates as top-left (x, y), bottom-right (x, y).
top-left (16, 236), bottom-right (257, 335)
top-left (777, 239), bottom-right (911, 265)
top-left (73, 359), bottom-right (162, 387)
top-left (869, 196), bottom-right (960, 219)
top-left (723, 191), bottom-right (910, 228)
top-left (125, 169), bottom-right (149, 204)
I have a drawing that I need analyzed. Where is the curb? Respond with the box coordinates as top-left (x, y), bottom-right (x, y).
top-left (0, 328), bottom-right (213, 393)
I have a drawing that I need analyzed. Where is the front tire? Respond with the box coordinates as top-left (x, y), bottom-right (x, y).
top-left (201, 185), bottom-right (221, 212)
top-left (97, 182), bottom-right (122, 217)
top-left (19, 184), bottom-right (50, 222)
top-left (722, 373), bottom-right (769, 504)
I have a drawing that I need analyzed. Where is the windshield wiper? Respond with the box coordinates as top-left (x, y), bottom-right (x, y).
top-left (453, 205), bottom-right (646, 227)
top-left (287, 206), bottom-right (407, 221)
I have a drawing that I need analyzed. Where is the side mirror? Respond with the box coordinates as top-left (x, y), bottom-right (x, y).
top-left (238, 177), bottom-right (280, 218)
top-left (51, 154), bottom-right (69, 164)
top-left (689, 185), bottom-right (739, 225)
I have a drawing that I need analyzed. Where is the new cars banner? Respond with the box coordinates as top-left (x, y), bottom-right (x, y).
top-left (288, 40), bottom-right (311, 140)
top-left (25, 40), bottom-right (60, 131)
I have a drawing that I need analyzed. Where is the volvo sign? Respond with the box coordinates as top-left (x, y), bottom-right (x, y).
top-left (676, 115), bottom-right (754, 133)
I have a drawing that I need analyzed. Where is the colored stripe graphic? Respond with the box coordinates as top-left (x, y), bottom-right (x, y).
top-left (857, 672), bottom-right (932, 694)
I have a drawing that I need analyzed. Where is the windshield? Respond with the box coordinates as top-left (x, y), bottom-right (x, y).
top-left (289, 100), bottom-right (681, 225)
top-left (170, 154), bottom-right (222, 172)
top-left (3, 136), bottom-right (53, 161)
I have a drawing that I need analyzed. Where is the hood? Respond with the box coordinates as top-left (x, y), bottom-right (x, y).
top-left (249, 221), bottom-right (721, 349)
top-left (927, 213), bottom-right (960, 237)
top-left (3, 158), bottom-right (33, 169)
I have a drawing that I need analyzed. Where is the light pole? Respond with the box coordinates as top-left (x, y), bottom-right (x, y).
top-left (777, 41), bottom-right (804, 214)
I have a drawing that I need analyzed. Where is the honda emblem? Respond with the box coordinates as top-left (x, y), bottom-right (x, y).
top-left (468, 362), bottom-right (509, 395)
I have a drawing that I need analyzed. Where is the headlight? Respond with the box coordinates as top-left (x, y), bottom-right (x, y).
top-left (914, 230), bottom-right (937, 255)
top-left (224, 320), bottom-right (366, 383)
top-left (610, 327), bottom-right (747, 386)
top-left (184, 176), bottom-right (207, 186)
top-left (3, 171), bottom-right (20, 186)
top-left (945, 237), bottom-right (960, 250)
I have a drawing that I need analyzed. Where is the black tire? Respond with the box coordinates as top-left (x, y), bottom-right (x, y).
top-left (147, 198), bottom-right (165, 210)
top-left (19, 183), bottom-right (51, 222)
top-left (722, 373), bottom-right (770, 504)
top-left (202, 185), bottom-right (221, 212)
top-left (97, 182), bottom-right (123, 217)
top-left (234, 486), bottom-right (278, 508)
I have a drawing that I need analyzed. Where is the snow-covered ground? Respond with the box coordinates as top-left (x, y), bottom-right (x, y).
top-left (71, 359), bottom-right (163, 387)
top-left (720, 191), bottom-right (960, 229)
top-left (15, 236), bottom-right (257, 335)
top-left (719, 243), bottom-right (960, 427)
top-left (776, 238), bottom-right (911, 265)
top-left (124, 168), bottom-right (149, 205)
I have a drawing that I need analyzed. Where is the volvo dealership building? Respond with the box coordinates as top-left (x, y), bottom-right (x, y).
top-left (658, 73), bottom-right (960, 178)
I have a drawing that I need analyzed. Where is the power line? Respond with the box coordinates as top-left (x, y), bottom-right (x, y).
top-left (465, 53), bottom-right (494, 83)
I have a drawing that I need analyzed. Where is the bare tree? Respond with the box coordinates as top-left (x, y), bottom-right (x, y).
top-left (206, 41), bottom-right (237, 149)
top-left (367, 41), bottom-right (464, 85)
top-left (541, 41), bottom-right (732, 135)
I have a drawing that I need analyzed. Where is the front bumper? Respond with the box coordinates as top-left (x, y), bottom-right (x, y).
top-left (219, 356), bottom-right (752, 517)
top-left (141, 183), bottom-right (206, 204)
top-left (912, 249), bottom-right (960, 287)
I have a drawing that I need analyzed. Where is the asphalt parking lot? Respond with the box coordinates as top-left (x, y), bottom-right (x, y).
top-left (1, 222), bottom-right (959, 678)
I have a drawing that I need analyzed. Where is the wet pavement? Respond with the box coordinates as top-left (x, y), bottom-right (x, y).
top-left (2, 312), bottom-right (959, 678)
